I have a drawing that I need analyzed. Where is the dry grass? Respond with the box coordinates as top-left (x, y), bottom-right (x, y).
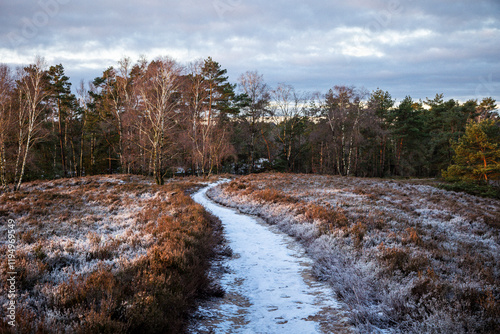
top-left (0, 175), bottom-right (222, 334)
top-left (209, 173), bottom-right (500, 333)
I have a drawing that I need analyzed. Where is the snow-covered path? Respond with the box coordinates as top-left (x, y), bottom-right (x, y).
top-left (190, 183), bottom-right (350, 334)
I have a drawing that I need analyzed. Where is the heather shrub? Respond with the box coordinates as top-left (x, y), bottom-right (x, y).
top-left (253, 188), bottom-right (297, 204)
top-left (349, 222), bottom-right (366, 247)
top-left (402, 227), bottom-right (422, 246)
top-left (210, 173), bottom-right (500, 333)
top-left (0, 175), bottom-right (222, 334)
top-left (304, 203), bottom-right (348, 230)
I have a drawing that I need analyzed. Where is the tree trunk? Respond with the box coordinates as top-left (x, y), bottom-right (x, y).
top-left (90, 132), bottom-right (96, 175)
top-left (71, 139), bottom-right (78, 177)
top-left (15, 128), bottom-right (32, 191)
top-left (0, 141), bottom-right (7, 191)
top-left (261, 128), bottom-right (271, 162)
top-left (396, 138), bottom-right (404, 175)
top-left (79, 116), bottom-right (86, 177)
top-left (58, 99), bottom-right (66, 177)
top-left (116, 114), bottom-right (123, 172)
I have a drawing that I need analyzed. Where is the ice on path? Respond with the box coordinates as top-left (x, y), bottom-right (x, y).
top-left (190, 183), bottom-right (349, 334)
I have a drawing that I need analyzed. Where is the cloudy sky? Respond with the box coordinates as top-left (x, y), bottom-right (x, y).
top-left (1, 0), bottom-right (499, 102)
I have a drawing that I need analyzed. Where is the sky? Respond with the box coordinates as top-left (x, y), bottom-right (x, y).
top-left (1, 0), bottom-right (499, 103)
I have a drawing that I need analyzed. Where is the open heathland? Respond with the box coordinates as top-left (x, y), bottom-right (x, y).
top-left (0, 175), bottom-right (223, 333)
top-left (208, 173), bottom-right (500, 333)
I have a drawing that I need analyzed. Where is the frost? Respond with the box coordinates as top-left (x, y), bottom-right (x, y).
top-left (0, 175), bottom-right (160, 327)
top-left (208, 174), bottom-right (500, 333)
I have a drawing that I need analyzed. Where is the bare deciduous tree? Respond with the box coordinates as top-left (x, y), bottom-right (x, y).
top-left (14, 57), bottom-right (49, 190)
top-left (137, 57), bottom-right (182, 185)
top-left (325, 85), bottom-right (372, 176)
top-left (76, 80), bottom-right (92, 177)
top-left (0, 64), bottom-right (13, 190)
top-left (183, 60), bottom-right (208, 175)
top-left (270, 83), bottom-right (305, 170)
top-left (238, 70), bottom-right (270, 170)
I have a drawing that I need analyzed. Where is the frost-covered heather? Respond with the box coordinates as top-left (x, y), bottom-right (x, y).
top-left (2, 175), bottom-right (155, 280)
top-left (0, 174), bottom-right (221, 333)
top-left (208, 173), bottom-right (500, 333)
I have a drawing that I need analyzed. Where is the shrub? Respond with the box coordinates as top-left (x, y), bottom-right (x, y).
top-left (378, 243), bottom-right (410, 274)
top-left (0, 176), bottom-right (222, 334)
top-left (350, 222), bottom-right (366, 247)
top-left (253, 188), bottom-right (297, 204)
top-left (403, 227), bottom-right (422, 246)
top-left (304, 203), bottom-right (348, 230)
top-left (438, 181), bottom-right (500, 200)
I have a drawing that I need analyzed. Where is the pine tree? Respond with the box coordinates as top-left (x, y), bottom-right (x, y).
top-left (388, 96), bottom-right (426, 176)
top-left (443, 119), bottom-right (500, 182)
top-left (47, 64), bottom-right (76, 177)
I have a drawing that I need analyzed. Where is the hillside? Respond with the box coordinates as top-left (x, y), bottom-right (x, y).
top-left (208, 173), bottom-right (500, 333)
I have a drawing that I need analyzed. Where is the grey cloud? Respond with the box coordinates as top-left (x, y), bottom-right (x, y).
top-left (0, 0), bottom-right (499, 102)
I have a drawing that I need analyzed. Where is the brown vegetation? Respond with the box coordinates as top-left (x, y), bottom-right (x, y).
top-left (209, 173), bottom-right (500, 333)
top-left (0, 175), bottom-right (222, 333)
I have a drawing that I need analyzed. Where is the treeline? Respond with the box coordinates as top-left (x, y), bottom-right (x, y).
top-left (0, 55), bottom-right (498, 188)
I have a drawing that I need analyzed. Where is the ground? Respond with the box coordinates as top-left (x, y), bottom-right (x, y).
top-left (1, 173), bottom-right (498, 333)
top-left (208, 173), bottom-right (500, 333)
top-left (0, 175), bottom-right (222, 333)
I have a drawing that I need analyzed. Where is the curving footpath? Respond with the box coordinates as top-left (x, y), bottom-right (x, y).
top-left (190, 183), bottom-right (350, 334)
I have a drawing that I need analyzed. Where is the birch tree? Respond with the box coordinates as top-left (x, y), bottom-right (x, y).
top-left (325, 85), bottom-right (370, 176)
top-left (14, 57), bottom-right (49, 190)
top-left (184, 60), bottom-right (208, 175)
top-left (137, 57), bottom-right (182, 185)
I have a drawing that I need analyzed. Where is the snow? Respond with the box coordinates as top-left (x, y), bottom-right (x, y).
top-left (190, 183), bottom-right (350, 333)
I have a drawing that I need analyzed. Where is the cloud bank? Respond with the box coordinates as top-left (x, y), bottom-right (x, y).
top-left (1, 0), bottom-right (499, 101)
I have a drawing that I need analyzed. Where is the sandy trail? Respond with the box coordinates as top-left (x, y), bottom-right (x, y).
top-left (189, 183), bottom-right (350, 334)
